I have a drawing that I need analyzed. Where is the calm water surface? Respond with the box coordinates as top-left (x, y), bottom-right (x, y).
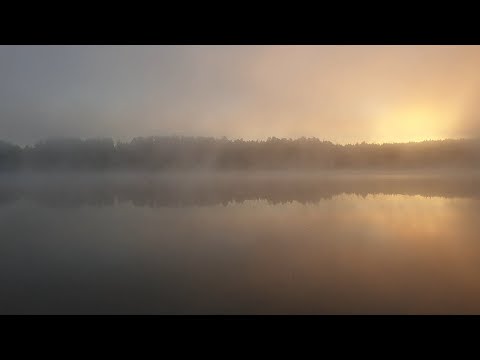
top-left (1, 172), bottom-right (480, 314)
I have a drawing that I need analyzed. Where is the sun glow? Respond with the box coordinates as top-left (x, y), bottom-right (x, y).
top-left (371, 104), bottom-right (457, 144)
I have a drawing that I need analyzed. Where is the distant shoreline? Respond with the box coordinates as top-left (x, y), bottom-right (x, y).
top-left (2, 136), bottom-right (480, 171)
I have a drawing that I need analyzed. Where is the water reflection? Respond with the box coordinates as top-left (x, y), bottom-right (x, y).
top-left (1, 171), bottom-right (480, 207)
top-left (2, 172), bottom-right (480, 314)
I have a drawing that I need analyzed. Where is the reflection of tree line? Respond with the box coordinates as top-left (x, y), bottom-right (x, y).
top-left (1, 175), bottom-right (480, 208)
top-left (2, 136), bottom-right (480, 170)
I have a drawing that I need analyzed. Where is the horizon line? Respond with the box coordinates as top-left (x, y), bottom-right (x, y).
top-left (2, 136), bottom-right (479, 148)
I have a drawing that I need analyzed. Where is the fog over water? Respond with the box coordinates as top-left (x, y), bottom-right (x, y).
top-left (3, 45), bottom-right (480, 314)
top-left (2, 171), bottom-right (480, 314)
top-left (2, 171), bottom-right (480, 207)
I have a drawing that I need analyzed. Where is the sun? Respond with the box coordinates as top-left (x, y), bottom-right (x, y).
top-left (372, 104), bottom-right (455, 143)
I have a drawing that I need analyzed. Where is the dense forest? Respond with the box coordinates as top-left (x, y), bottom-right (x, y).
top-left (1, 136), bottom-right (480, 171)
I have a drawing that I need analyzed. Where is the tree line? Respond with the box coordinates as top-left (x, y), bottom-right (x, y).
top-left (1, 136), bottom-right (480, 170)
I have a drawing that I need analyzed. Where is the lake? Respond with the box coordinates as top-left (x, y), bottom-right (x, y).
top-left (1, 171), bottom-right (480, 314)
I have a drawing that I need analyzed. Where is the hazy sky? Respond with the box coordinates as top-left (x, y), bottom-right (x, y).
top-left (2, 45), bottom-right (480, 145)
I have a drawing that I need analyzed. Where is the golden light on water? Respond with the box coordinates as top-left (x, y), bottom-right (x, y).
top-left (4, 46), bottom-right (480, 315)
